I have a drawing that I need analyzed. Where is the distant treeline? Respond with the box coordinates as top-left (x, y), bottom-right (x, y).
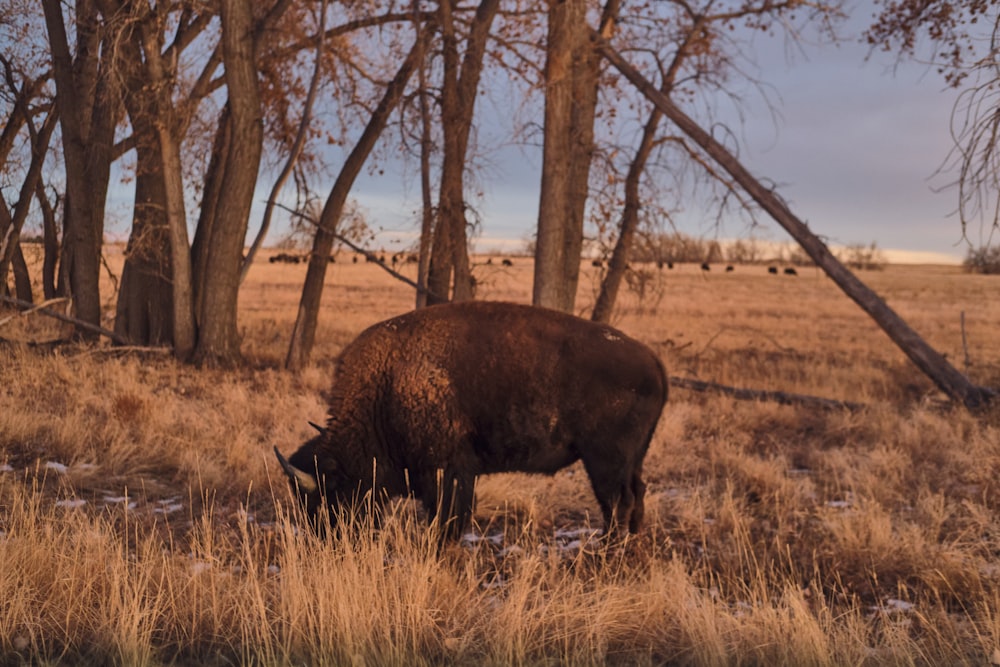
top-left (607, 233), bottom-right (887, 270)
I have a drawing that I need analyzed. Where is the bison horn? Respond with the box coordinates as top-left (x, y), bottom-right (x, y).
top-left (308, 421), bottom-right (328, 436)
top-left (274, 446), bottom-right (319, 494)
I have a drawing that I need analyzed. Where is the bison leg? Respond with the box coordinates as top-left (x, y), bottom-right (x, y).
top-left (628, 470), bottom-right (647, 534)
top-left (581, 458), bottom-right (637, 536)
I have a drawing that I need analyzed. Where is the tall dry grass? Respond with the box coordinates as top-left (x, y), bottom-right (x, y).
top-left (1, 252), bottom-right (999, 665)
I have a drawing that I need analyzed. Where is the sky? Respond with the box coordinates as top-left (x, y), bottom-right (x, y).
top-left (339, 4), bottom-right (979, 264)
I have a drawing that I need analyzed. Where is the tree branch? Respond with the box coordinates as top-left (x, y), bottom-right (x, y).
top-left (0, 295), bottom-right (131, 345)
top-left (599, 38), bottom-right (996, 410)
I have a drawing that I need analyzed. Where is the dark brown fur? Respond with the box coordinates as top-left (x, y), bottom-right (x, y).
top-left (276, 301), bottom-right (667, 538)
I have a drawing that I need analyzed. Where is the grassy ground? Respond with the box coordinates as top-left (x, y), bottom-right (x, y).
top-left (1, 251), bottom-right (1000, 665)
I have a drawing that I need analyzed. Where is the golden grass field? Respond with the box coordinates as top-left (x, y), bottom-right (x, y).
top-left (2, 248), bottom-right (1000, 665)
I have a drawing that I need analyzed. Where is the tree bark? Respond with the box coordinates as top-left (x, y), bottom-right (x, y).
top-left (191, 105), bottom-right (232, 331)
top-left (425, 0), bottom-right (498, 304)
top-left (35, 184), bottom-right (60, 300)
top-left (192, 0), bottom-right (264, 366)
top-left (41, 0), bottom-right (121, 337)
top-left (533, 0), bottom-right (615, 313)
top-left (114, 128), bottom-right (175, 347)
top-left (600, 41), bottom-right (994, 409)
top-left (286, 30), bottom-right (427, 371)
top-left (415, 39), bottom-right (434, 310)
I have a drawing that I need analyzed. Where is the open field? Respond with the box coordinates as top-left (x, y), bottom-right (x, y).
top-left (2, 251), bottom-right (1000, 665)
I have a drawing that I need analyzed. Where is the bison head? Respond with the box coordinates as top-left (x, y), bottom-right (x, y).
top-left (274, 423), bottom-right (359, 530)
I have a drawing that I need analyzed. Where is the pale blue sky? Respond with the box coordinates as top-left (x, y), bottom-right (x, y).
top-left (341, 5), bottom-right (977, 263)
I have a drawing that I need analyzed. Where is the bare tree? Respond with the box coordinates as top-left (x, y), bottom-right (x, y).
top-left (188, 0), bottom-right (265, 366)
top-left (41, 0), bottom-right (125, 337)
top-left (99, 0), bottom-right (216, 352)
top-left (867, 1), bottom-right (1000, 246)
top-left (242, 0), bottom-right (328, 284)
top-left (425, 0), bottom-right (500, 304)
top-left (590, 1), bottom-right (800, 321)
top-left (601, 40), bottom-right (993, 409)
top-left (286, 27), bottom-right (430, 371)
top-left (533, 0), bottom-right (617, 313)
top-left (0, 56), bottom-right (57, 303)
top-left (414, 9), bottom-right (435, 310)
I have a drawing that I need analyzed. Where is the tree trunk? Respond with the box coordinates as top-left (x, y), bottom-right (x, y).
top-left (114, 131), bottom-right (174, 347)
top-left (36, 184), bottom-right (60, 300)
top-left (192, 0), bottom-right (263, 366)
top-left (41, 0), bottom-right (120, 337)
top-left (426, 0), bottom-right (499, 304)
top-left (415, 46), bottom-right (434, 310)
top-left (191, 105), bottom-right (232, 332)
top-left (0, 107), bottom-right (57, 303)
top-left (160, 124), bottom-right (197, 360)
top-left (241, 0), bottom-right (328, 285)
top-left (286, 30), bottom-right (427, 371)
top-left (600, 41), bottom-right (994, 409)
top-left (11, 244), bottom-right (32, 303)
top-left (533, 0), bottom-right (611, 313)
top-left (592, 98), bottom-right (661, 323)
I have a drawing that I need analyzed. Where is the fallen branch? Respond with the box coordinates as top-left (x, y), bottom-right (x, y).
top-left (668, 375), bottom-right (866, 412)
top-left (0, 295), bottom-right (131, 345)
top-left (0, 297), bottom-right (68, 326)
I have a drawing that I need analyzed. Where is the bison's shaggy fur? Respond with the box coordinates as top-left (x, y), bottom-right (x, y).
top-left (276, 301), bottom-right (667, 539)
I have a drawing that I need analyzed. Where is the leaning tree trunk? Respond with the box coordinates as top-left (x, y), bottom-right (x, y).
top-left (286, 31), bottom-right (427, 371)
top-left (592, 99), bottom-right (661, 323)
top-left (600, 41), bottom-right (994, 409)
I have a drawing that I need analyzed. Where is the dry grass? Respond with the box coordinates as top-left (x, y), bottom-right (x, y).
top-left (2, 251), bottom-right (1000, 665)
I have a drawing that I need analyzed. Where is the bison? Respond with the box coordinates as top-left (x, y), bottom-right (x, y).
top-left (275, 301), bottom-right (667, 539)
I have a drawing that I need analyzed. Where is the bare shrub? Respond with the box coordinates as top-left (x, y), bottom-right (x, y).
top-left (963, 245), bottom-right (1000, 274)
top-left (841, 241), bottom-right (887, 271)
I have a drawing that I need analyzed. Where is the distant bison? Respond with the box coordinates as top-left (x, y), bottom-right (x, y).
top-left (275, 301), bottom-right (667, 539)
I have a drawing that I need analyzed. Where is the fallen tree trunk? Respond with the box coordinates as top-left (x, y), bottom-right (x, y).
top-left (669, 376), bottom-right (865, 412)
top-left (599, 41), bottom-right (994, 410)
top-left (0, 295), bottom-right (130, 345)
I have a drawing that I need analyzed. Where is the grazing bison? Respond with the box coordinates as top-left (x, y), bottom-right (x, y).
top-left (275, 301), bottom-right (667, 539)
